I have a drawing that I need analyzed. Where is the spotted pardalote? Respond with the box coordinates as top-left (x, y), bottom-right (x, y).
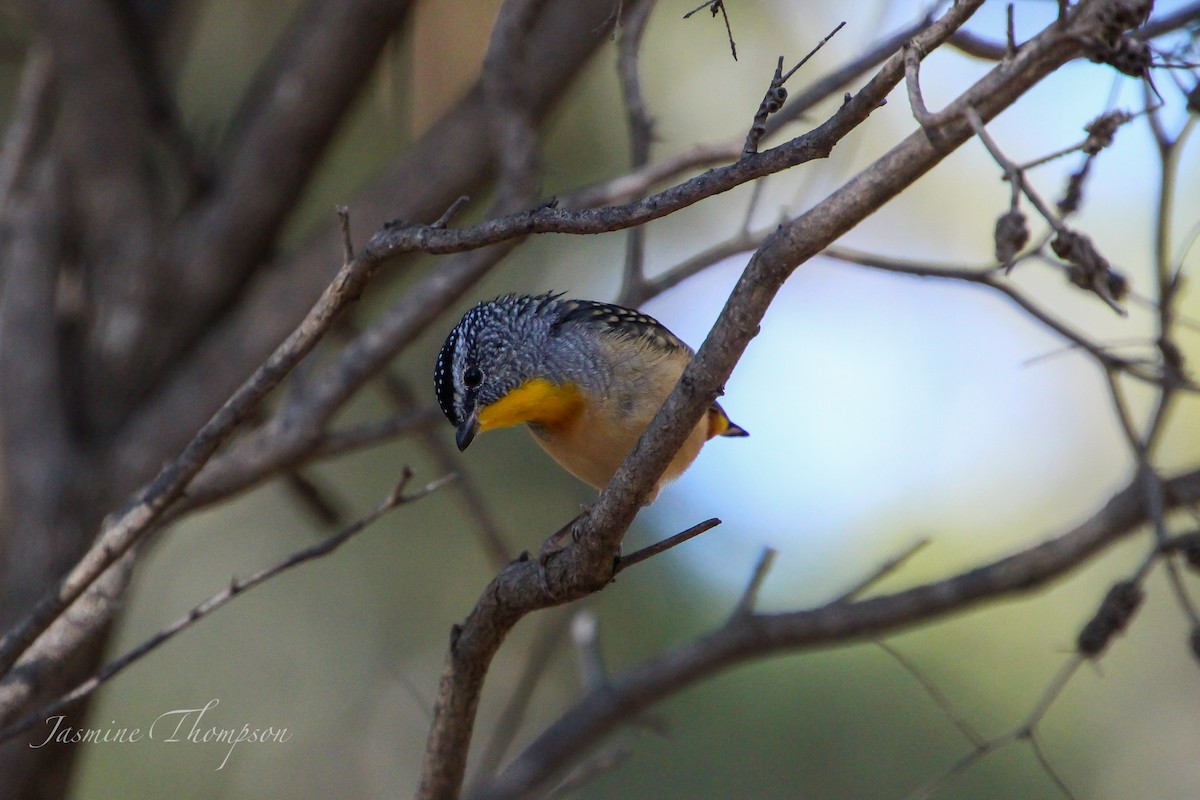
top-left (435, 294), bottom-right (746, 502)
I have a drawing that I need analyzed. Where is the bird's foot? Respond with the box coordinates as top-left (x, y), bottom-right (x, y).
top-left (536, 506), bottom-right (593, 598)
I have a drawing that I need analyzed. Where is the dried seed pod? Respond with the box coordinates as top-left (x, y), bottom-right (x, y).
top-left (1082, 110), bottom-right (1133, 154)
top-left (1093, 37), bottom-right (1152, 78)
top-left (1077, 580), bottom-right (1144, 657)
top-left (994, 209), bottom-right (1029, 265)
top-left (1058, 160), bottom-right (1092, 215)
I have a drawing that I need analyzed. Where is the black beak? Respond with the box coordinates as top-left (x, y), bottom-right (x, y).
top-left (455, 411), bottom-right (479, 451)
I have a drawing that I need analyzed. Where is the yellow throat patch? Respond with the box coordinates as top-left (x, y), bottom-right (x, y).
top-left (477, 379), bottom-right (584, 432)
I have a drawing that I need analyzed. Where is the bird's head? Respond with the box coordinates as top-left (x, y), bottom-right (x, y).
top-left (434, 294), bottom-right (580, 450)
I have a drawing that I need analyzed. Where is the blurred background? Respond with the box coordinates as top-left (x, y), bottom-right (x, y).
top-left (4, 0), bottom-right (1195, 797)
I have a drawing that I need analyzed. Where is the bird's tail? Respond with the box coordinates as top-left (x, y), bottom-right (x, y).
top-left (706, 402), bottom-right (749, 439)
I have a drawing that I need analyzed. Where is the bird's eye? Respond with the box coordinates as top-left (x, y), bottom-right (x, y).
top-left (463, 366), bottom-right (484, 389)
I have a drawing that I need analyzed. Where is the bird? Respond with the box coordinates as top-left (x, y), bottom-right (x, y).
top-left (434, 293), bottom-right (747, 504)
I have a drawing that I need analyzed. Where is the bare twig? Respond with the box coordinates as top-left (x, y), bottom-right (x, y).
top-left (904, 40), bottom-right (945, 128)
top-left (620, 224), bottom-right (768, 307)
top-left (1028, 732), bottom-right (1078, 800)
top-left (337, 205), bottom-right (354, 261)
top-left (821, 247), bottom-right (1178, 389)
top-left (876, 641), bottom-right (987, 748)
top-left (613, 518), bottom-right (722, 574)
top-left (684, 0), bottom-right (737, 61)
top-left (742, 22), bottom-right (846, 158)
top-left (884, 646), bottom-right (1081, 797)
top-left (965, 107), bottom-right (1067, 234)
top-left (565, 15), bottom-right (935, 215)
top-left (732, 547), bottom-right (778, 617)
top-left (832, 538), bottom-right (930, 603)
top-left (432, 195), bottom-right (471, 229)
top-left (1006, 3), bottom-right (1018, 57)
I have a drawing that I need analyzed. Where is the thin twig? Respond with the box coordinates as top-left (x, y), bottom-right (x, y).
top-left (565, 15), bottom-right (933, 214)
top-left (906, 656), bottom-right (1083, 800)
top-left (876, 641), bottom-right (987, 748)
top-left (1006, 3), bottom-right (1017, 57)
top-left (833, 538), bottom-right (930, 603)
top-left (432, 195), bottom-right (471, 229)
top-left (965, 107), bottom-right (1066, 234)
top-left (684, 1), bottom-right (736, 61)
top-left (910, 734), bottom-right (1018, 800)
top-left (824, 246), bottom-right (1187, 390)
top-left (731, 548), bottom-right (778, 617)
top-left (1027, 732), bottom-right (1078, 800)
top-left (1021, 656), bottom-right (1082, 731)
top-left (614, 518), bottom-right (721, 574)
top-left (904, 41), bottom-right (946, 128)
top-left (742, 22), bottom-right (846, 157)
top-left (337, 205), bottom-right (354, 261)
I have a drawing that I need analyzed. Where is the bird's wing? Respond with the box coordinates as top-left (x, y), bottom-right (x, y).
top-left (555, 299), bottom-right (692, 354)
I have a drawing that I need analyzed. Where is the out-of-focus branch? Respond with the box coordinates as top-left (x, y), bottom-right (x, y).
top-left (23, 0), bottom-right (165, 436)
top-left (0, 43), bottom-right (53, 216)
top-left (615, 0), bottom-right (656, 305)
